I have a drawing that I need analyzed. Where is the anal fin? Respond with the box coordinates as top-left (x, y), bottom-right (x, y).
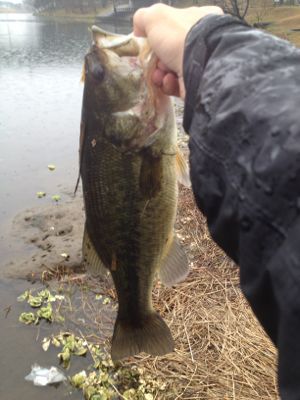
top-left (82, 225), bottom-right (108, 276)
top-left (111, 312), bottom-right (174, 361)
top-left (159, 234), bottom-right (189, 287)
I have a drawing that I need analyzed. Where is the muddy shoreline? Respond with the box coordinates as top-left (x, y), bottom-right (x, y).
top-left (3, 193), bottom-right (85, 279)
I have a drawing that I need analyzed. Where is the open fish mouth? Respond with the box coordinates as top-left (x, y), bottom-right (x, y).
top-left (90, 25), bottom-right (143, 57)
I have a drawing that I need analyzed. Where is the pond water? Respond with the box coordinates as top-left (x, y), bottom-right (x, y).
top-left (0, 13), bottom-right (130, 399)
top-left (0, 13), bottom-right (130, 266)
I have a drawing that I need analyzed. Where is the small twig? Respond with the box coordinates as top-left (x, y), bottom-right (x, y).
top-left (78, 330), bottom-right (98, 365)
top-left (184, 322), bottom-right (195, 363)
top-left (109, 381), bottom-right (127, 400)
top-left (35, 323), bottom-right (41, 342)
top-left (174, 364), bottom-right (198, 400)
top-left (3, 305), bottom-right (11, 318)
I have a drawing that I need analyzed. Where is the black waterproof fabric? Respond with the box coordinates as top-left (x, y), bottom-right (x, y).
top-left (183, 14), bottom-right (300, 399)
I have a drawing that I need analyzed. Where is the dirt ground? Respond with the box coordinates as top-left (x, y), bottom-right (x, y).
top-left (7, 193), bottom-right (85, 279)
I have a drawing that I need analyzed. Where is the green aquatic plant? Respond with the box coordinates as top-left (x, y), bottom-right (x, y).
top-left (18, 289), bottom-right (165, 399)
top-left (41, 332), bottom-right (164, 399)
top-left (18, 288), bottom-right (65, 325)
top-left (19, 312), bottom-right (38, 325)
top-left (52, 194), bottom-right (61, 202)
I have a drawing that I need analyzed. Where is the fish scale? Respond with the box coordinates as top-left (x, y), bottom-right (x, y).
top-left (79, 26), bottom-right (190, 361)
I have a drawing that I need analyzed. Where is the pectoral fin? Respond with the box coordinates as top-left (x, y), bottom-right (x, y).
top-left (159, 234), bottom-right (189, 287)
top-left (176, 147), bottom-right (191, 187)
top-left (82, 225), bottom-right (108, 276)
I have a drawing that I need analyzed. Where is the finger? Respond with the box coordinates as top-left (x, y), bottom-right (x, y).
top-left (133, 8), bottom-right (147, 37)
top-left (162, 72), bottom-right (180, 97)
top-left (152, 68), bottom-right (165, 87)
top-left (157, 60), bottom-right (172, 73)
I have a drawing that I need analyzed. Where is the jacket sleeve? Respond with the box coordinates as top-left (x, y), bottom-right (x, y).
top-left (183, 14), bottom-right (300, 399)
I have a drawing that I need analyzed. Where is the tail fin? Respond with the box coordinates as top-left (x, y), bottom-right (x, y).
top-left (111, 313), bottom-right (174, 361)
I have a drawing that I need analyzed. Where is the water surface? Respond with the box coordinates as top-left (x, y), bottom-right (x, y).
top-left (0, 13), bottom-right (130, 399)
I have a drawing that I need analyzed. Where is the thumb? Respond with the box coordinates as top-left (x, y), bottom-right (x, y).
top-left (133, 8), bottom-right (147, 37)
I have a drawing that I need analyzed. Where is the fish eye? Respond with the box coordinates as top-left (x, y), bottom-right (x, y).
top-left (85, 53), bottom-right (105, 82)
top-left (91, 63), bottom-right (104, 81)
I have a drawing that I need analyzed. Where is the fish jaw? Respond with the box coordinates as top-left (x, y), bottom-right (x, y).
top-left (91, 25), bottom-right (145, 58)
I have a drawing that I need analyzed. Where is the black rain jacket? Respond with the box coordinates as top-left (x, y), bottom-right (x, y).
top-left (183, 14), bottom-right (300, 399)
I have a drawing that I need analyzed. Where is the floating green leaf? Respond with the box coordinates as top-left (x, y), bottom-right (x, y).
top-left (74, 346), bottom-right (87, 356)
top-left (55, 314), bottom-right (65, 323)
top-left (28, 295), bottom-right (43, 308)
top-left (17, 290), bottom-right (30, 302)
top-left (144, 394), bottom-right (154, 400)
top-left (19, 312), bottom-right (38, 325)
top-left (123, 389), bottom-right (136, 399)
top-left (37, 303), bottom-right (53, 322)
top-left (52, 194), bottom-right (61, 202)
top-left (70, 370), bottom-right (87, 388)
top-left (52, 337), bottom-right (61, 347)
top-left (36, 191), bottom-right (46, 198)
top-left (58, 347), bottom-right (71, 369)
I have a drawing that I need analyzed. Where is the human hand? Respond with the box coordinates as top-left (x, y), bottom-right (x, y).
top-left (133, 4), bottom-right (223, 98)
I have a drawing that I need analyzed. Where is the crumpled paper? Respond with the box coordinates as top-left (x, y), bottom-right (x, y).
top-left (25, 364), bottom-right (66, 386)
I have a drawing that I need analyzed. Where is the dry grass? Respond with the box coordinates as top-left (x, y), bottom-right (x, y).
top-left (40, 110), bottom-right (279, 398)
top-left (247, 5), bottom-right (300, 46)
top-left (62, 187), bottom-right (278, 399)
top-left (128, 187), bottom-right (278, 399)
top-left (44, 186), bottom-right (279, 398)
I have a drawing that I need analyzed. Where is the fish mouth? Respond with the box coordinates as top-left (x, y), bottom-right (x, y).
top-left (91, 25), bottom-right (143, 58)
top-left (84, 25), bottom-right (144, 83)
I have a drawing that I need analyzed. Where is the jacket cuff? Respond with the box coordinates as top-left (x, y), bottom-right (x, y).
top-left (183, 14), bottom-right (247, 133)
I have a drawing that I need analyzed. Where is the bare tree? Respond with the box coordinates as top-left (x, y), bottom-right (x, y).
top-left (252, 0), bottom-right (272, 27)
top-left (217, 0), bottom-right (250, 21)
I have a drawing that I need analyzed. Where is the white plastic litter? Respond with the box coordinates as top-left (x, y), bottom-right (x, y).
top-left (25, 364), bottom-right (66, 386)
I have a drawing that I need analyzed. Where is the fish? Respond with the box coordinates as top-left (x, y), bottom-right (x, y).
top-left (78, 25), bottom-right (190, 361)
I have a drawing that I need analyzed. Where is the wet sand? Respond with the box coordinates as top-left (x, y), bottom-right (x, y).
top-left (4, 192), bottom-right (85, 279)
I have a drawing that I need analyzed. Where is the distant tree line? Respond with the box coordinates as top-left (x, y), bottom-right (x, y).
top-left (23, 0), bottom-right (105, 12)
top-left (24, 0), bottom-right (298, 23)
top-left (23, 0), bottom-right (163, 12)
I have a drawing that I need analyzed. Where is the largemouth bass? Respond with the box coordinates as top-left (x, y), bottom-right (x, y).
top-left (79, 25), bottom-right (190, 361)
